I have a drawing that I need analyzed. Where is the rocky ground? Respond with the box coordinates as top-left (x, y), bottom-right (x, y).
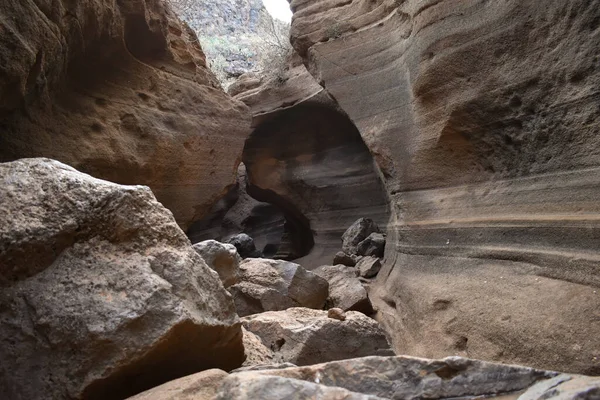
top-left (1, 0), bottom-right (599, 399)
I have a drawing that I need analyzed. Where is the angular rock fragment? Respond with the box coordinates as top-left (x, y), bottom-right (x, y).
top-left (356, 256), bottom-right (382, 279)
top-left (241, 327), bottom-right (275, 368)
top-left (226, 233), bottom-right (262, 258)
top-left (518, 374), bottom-right (600, 400)
top-left (127, 369), bottom-right (229, 400)
top-left (333, 251), bottom-right (358, 266)
top-left (0, 159), bottom-right (244, 400)
top-left (229, 258), bottom-right (328, 316)
top-left (247, 355), bottom-right (558, 399)
top-left (215, 373), bottom-right (383, 400)
top-left (314, 265), bottom-right (373, 314)
top-left (356, 233), bottom-right (385, 258)
top-left (242, 308), bottom-right (394, 366)
top-left (192, 240), bottom-right (241, 287)
top-left (342, 218), bottom-right (381, 255)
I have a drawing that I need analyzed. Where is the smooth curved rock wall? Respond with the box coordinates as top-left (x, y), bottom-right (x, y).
top-left (0, 0), bottom-right (251, 229)
top-left (290, 0), bottom-right (600, 373)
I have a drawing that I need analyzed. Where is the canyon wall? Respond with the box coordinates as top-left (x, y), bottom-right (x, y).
top-left (0, 0), bottom-right (251, 229)
top-left (233, 61), bottom-right (390, 266)
top-left (290, 0), bottom-right (600, 373)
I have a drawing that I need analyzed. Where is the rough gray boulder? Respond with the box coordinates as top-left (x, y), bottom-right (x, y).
top-left (356, 257), bottom-right (382, 279)
top-left (0, 159), bottom-right (244, 400)
top-left (239, 355), bottom-right (559, 399)
top-left (215, 373), bottom-right (383, 400)
top-left (229, 258), bottom-right (328, 316)
top-left (314, 265), bottom-right (373, 314)
top-left (226, 233), bottom-right (262, 258)
top-left (333, 251), bottom-right (358, 266)
top-left (356, 233), bottom-right (386, 258)
top-left (241, 308), bottom-right (394, 366)
top-left (342, 218), bottom-right (381, 255)
top-left (192, 240), bottom-right (241, 287)
top-left (127, 369), bottom-right (229, 400)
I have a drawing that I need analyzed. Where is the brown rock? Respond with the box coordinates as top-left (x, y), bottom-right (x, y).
top-left (314, 265), bottom-right (373, 314)
top-left (192, 240), bottom-right (241, 287)
top-left (239, 355), bottom-right (558, 399)
top-left (127, 369), bottom-right (229, 400)
top-left (241, 327), bottom-right (275, 368)
top-left (356, 257), bottom-right (382, 279)
top-left (0, 159), bottom-right (244, 400)
top-left (237, 59), bottom-right (390, 267)
top-left (0, 0), bottom-right (251, 229)
top-left (241, 308), bottom-right (394, 366)
top-left (291, 0), bottom-right (600, 373)
top-left (333, 251), bottom-right (358, 267)
top-left (215, 373), bottom-right (383, 400)
top-left (229, 258), bottom-right (329, 316)
top-left (342, 219), bottom-right (382, 256)
top-left (327, 307), bottom-right (347, 321)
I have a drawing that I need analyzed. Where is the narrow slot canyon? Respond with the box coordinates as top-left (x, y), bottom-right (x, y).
top-left (1, 0), bottom-right (600, 399)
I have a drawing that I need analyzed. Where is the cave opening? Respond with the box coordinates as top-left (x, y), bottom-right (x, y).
top-left (188, 103), bottom-right (389, 267)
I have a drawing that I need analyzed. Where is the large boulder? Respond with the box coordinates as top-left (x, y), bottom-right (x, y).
top-left (192, 240), bottom-right (241, 287)
top-left (291, 0), bottom-right (600, 373)
top-left (0, 159), bottom-right (244, 400)
top-left (0, 0), bottom-right (251, 229)
top-left (236, 355), bottom-right (559, 399)
top-left (342, 218), bottom-right (382, 256)
top-left (241, 308), bottom-right (394, 366)
top-left (313, 265), bottom-right (373, 314)
top-left (215, 373), bottom-right (382, 400)
top-left (229, 258), bottom-right (329, 316)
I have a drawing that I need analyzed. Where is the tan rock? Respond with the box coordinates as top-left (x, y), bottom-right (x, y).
top-left (291, 0), bottom-right (600, 373)
top-left (327, 307), bottom-right (346, 321)
top-left (314, 265), bottom-right (373, 314)
top-left (242, 308), bottom-right (394, 366)
top-left (127, 369), bottom-right (229, 400)
top-left (193, 240), bottom-right (241, 287)
top-left (241, 327), bottom-right (275, 368)
top-left (0, 159), bottom-right (244, 400)
top-left (0, 0), bottom-right (251, 229)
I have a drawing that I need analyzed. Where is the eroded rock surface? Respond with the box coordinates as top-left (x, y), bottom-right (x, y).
top-left (192, 240), bottom-right (241, 287)
top-left (314, 265), bottom-right (373, 314)
top-left (290, 0), bottom-right (600, 373)
top-left (0, 159), bottom-right (244, 400)
top-left (229, 258), bottom-right (329, 316)
top-left (0, 0), bottom-right (251, 229)
top-left (241, 308), bottom-right (394, 366)
top-left (235, 60), bottom-right (390, 267)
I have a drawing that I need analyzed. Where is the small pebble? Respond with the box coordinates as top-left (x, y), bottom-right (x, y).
top-left (327, 308), bottom-right (346, 321)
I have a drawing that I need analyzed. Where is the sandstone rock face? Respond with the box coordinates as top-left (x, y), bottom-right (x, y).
top-left (187, 163), bottom-right (286, 258)
top-left (0, 0), bottom-right (250, 229)
top-left (314, 265), bottom-right (373, 314)
top-left (235, 60), bottom-right (390, 267)
top-left (0, 159), bottom-right (244, 400)
top-left (128, 369), bottom-right (229, 400)
top-left (192, 240), bottom-right (241, 287)
top-left (241, 308), bottom-right (394, 366)
top-left (230, 258), bottom-right (329, 316)
top-left (290, 0), bottom-right (600, 373)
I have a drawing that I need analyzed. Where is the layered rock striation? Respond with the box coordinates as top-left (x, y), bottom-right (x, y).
top-left (289, 0), bottom-right (600, 373)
